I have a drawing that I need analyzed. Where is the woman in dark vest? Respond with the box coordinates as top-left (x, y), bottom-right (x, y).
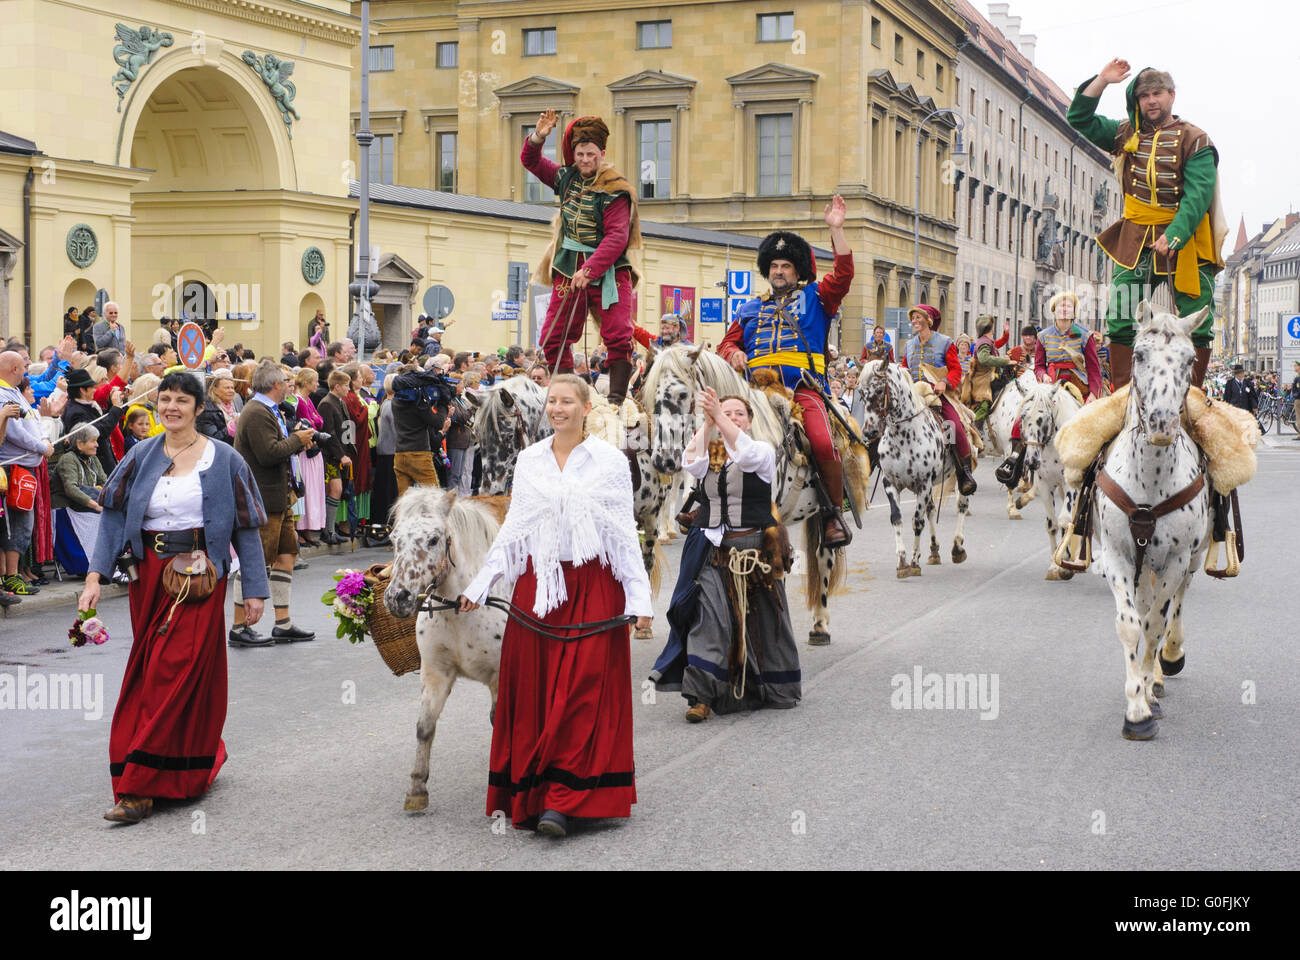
top-left (678, 387), bottom-right (800, 722)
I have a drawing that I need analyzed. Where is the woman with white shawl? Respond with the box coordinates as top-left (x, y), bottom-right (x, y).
top-left (460, 373), bottom-right (652, 838)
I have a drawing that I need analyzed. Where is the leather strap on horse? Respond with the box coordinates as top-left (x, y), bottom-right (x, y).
top-left (1097, 467), bottom-right (1205, 581)
top-left (1204, 488), bottom-right (1245, 579)
top-left (418, 592), bottom-right (635, 641)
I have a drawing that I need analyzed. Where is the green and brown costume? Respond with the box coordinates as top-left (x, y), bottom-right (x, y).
top-left (1068, 70), bottom-right (1227, 348)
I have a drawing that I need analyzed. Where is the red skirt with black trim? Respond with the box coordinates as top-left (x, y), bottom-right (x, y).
top-left (109, 548), bottom-right (229, 801)
top-left (486, 558), bottom-right (636, 828)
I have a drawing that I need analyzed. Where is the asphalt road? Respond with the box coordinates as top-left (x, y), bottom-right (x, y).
top-left (2, 442), bottom-right (1296, 870)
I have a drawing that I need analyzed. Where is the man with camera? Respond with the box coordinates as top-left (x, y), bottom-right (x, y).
top-left (391, 364), bottom-right (453, 497)
top-left (230, 360), bottom-right (317, 647)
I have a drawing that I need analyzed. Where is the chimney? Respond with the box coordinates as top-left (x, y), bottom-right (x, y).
top-left (987, 3), bottom-right (1011, 33)
top-left (1004, 15), bottom-right (1021, 46)
top-left (1019, 32), bottom-right (1036, 64)
top-left (1287, 213), bottom-right (1299, 229)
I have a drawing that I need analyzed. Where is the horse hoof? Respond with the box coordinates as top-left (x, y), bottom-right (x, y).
top-left (927, 554), bottom-right (942, 566)
top-left (896, 565), bottom-right (910, 579)
top-left (908, 564), bottom-right (922, 577)
top-left (1045, 568), bottom-right (1063, 581)
top-left (1159, 651), bottom-right (1186, 676)
top-left (1059, 569), bottom-right (1074, 580)
top-left (1152, 681), bottom-right (1165, 698)
top-left (807, 632), bottom-right (831, 646)
top-left (403, 794), bottom-right (429, 811)
top-left (1008, 511), bottom-right (1021, 520)
top-left (1147, 700), bottom-right (1163, 720)
top-left (952, 547), bottom-right (967, 564)
top-left (633, 627), bottom-right (654, 640)
top-left (1121, 715), bottom-right (1159, 741)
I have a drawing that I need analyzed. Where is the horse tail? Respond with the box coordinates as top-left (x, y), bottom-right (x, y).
top-left (801, 516), bottom-right (848, 612)
top-left (648, 539), bottom-right (667, 597)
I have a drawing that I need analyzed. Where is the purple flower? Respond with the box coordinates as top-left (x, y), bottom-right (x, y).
top-left (335, 571), bottom-right (367, 599)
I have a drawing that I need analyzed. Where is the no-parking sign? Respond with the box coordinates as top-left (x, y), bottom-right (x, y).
top-left (178, 322), bottom-right (207, 369)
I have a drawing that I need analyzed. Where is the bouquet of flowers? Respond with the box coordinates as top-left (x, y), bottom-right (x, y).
top-left (321, 569), bottom-right (374, 644)
top-left (69, 608), bottom-right (109, 648)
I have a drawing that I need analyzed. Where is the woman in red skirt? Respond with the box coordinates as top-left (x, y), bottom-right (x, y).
top-left (459, 374), bottom-right (652, 837)
top-left (80, 372), bottom-right (270, 824)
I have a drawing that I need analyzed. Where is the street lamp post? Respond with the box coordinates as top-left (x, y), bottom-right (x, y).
top-left (914, 108), bottom-right (964, 306)
top-left (350, 1), bottom-right (378, 359)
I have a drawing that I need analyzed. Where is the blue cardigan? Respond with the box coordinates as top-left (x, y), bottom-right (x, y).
top-left (90, 434), bottom-right (271, 598)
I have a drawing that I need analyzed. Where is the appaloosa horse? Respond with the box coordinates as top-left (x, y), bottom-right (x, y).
top-left (855, 356), bottom-right (972, 577)
top-left (1018, 381), bottom-right (1083, 580)
top-left (383, 487), bottom-right (510, 811)
top-left (641, 343), bottom-right (869, 644)
top-left (985, 367), bottom-right (1039, 518)
top-left (1093, 303), bottom-right (1211, 741)
top-left (466, 377), bottom-right (551, 494)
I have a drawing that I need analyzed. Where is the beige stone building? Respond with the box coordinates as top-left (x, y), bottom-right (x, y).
top-left (354, 0), bottom-right (967, 354)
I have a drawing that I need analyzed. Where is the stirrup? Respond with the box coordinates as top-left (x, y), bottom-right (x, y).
top-left (1053, 532), bottom-right (1091, 573)
top-left (1203, 532), bottom-right (1241, 579)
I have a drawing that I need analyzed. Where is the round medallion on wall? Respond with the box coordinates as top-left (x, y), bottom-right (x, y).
top-left (66, 224), bottom-right (99, 269)
top-left (302, 246), bottom-right (326, 285)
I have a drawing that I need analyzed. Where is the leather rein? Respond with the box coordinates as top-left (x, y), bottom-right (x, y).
top-left (417, 589), bottom-right (635, 642)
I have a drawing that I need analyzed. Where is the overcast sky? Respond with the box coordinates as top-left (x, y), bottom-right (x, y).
top-left (987, 0), bottom-right (1298, 240)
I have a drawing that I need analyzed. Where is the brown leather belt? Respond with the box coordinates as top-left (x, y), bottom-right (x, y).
top-left (722, 528), bottom-right (759, 541)
top-left (1096, 468), bottom-right (1204, 580)
top-left (144, 528), bottom-right (207, 557)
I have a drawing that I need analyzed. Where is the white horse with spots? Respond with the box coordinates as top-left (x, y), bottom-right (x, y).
top-left (1016, 381), bottom-right (1083, 580)
top-left (1093, 304), bottom-right (1211, 741)
top-left (383, 487), bottom-right (511, 810)
top-left (985, 367), bottom-right (1039, 518)
top-left (855, 356), bottom-right (971, 577)
top-left (466, 377), bottom-right (551, 495)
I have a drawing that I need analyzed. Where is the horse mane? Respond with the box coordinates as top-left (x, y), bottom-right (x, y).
top-left (391, 487), bottom-right (502, 566)
top-left (474, 377), bottom-right (545, 443)
top-left (642, 343), bottom-right (784, 449)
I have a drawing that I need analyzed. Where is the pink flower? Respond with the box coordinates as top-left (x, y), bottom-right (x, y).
top-left (335, 571), bottom-right (367, 600)
top-left (82, 618), bottom-right (109, 645)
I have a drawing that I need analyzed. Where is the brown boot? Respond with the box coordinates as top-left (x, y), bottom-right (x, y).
top-left (1109, 343), bottom-right (1133, 390)
top-left (685, 701), bottom-right (712, 723)
top-left (605, 358), bottom-right (634, 407)
top-left (1191, 347), bottom-right (1212, 391)
top-left (818, 459), bottom-right (852, 549)
top-left (951, 446), bottom-right (978, 496)
top-left (104, 795), bottom-right (153, 824)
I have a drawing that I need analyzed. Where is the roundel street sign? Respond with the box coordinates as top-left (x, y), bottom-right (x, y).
top-left (1287, 315), bottom-right (1300, 339)
top-left (178, 322), bottom-right (207, 369)
top-left (422, 284), bottom-right (455, 321)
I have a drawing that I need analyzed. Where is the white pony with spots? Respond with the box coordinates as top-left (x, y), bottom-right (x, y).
top-left (466, 377), bottom-right (551, 495)
top-left (1016, 381), bottom-right (1083, 580)
top-left (382, 487), bottom-right (511, 810)
top-left (855, 356), bottom-right (971, 577)
top-left (1092, 304), bottom-right (1211, 741)
top-left (985, 367), bottom-right (1039, 518)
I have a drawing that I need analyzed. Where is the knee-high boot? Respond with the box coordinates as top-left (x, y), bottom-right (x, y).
top-left (1109, 343), bottom-right (1133, 390)
top-left (606, 359), bottom-right (633, 407)
top-left (1192, 347), bottom-right (1212, 391)
top-left (818, 459), bottom-right (852, 549)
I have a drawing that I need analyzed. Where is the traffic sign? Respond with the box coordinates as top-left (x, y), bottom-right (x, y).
top-left (177, 322), bottom-right (206, 369)
top-left (728, 299), bottom-right (747, 324)
top-left (1286, 315), bottom-right (1300, 339)
top-left (497, 299), bottom-right (521, 317)
top-left (728, 270), bottom-right (752, 297)
top-left (422, 285), bottom-right (455, 320)
top-left (699, 298), bottom-right (724, 324)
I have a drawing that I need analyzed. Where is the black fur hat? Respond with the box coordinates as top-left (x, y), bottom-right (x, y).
top-left (757, 231), bottom-right (815, 283)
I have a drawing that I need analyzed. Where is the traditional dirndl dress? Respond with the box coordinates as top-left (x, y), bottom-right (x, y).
top-left (486, 558), bottom-right (636, 828)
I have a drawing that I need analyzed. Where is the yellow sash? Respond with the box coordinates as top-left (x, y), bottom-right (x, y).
top-left (1123, 194), bottom-right (1220, 298)
top-left (748, 350), bottom-right (825, 374)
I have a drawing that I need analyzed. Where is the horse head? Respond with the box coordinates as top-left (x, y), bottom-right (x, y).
top-left (1019, 383), bottom-right (1058, 473)
top-left (385, 486), bottom-right (459, 620)
top-left (854, 358), bottom-right (891, 440)
top-left (1131, 300), bottom-right (1205, 446)
top-left (643, 344), bottom-right (697, 474)
top-left (473, 379), bottom-right (550, 494)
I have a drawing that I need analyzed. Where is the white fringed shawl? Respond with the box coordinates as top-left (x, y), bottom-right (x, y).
top-left (486, 434), bottom-right (644, 617)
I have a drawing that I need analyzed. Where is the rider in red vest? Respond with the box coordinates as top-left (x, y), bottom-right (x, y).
top-left (897, 304), bottom-right (978, 496)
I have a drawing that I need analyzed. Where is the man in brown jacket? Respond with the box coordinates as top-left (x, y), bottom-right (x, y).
top-left (230, 359), bottom-right (318, 647)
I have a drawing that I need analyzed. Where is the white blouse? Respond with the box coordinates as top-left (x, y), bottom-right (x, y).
top-left (682, 429), bottom-right (777, 547)
top-left (464, 436), bottom-right (653, 618)
top-left (143, 438), bottom-right (215, 531)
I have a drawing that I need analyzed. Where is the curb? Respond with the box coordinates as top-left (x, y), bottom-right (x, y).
top-left (0, 540), bottom-right (388, 620)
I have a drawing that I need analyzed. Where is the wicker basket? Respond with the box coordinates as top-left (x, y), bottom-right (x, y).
top-left (363, 564), bottom-right (421, 677)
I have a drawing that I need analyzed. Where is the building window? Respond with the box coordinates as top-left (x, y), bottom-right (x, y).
top-left (916, 50), bottom-right (925, 77)
top-left (637, 120), bottom-right (672, 199)
top-left (979, 284), bottom-right (987, 304)
top-left (523, 124), bottom-right (557, 201)
top-left (368, 45), bottom-right (394, 72)
top-left (994, 289), bottom-right (1000, 307)
top-left (637, 20), bottom-right (672, 49)
top-left (936, 63), bottom-right (944, 90)
top-left (1010, 117), bottom-right (1016, 141)
top-left (984, 99), bottom-right (991, 124)
top-left (436, 42), bottom-right (458, 69)
top-left (367, 134), bottom-right (394, 185)
top-left (964, 282), bottom-right (972, 301)
top-left (437, 132), bottom-right (457, 192)
top-left (969, 87), bottom-right (975, 113)
top-left (523, 28), bottom-right (557, 56)
top-left (894, 34), bottom-right (904, 63)
top-left (757, 113), bottom-right (793, 195)
top-left (758, 12), bottom-right (794, 42)
top-left (871, 17), bottom-right (881, 47)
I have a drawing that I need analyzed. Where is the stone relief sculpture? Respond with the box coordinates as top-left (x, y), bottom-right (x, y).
top-left (242, 50), bottom-right (301, 137)
top-left (112, 24), bottom-right (174, 111)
